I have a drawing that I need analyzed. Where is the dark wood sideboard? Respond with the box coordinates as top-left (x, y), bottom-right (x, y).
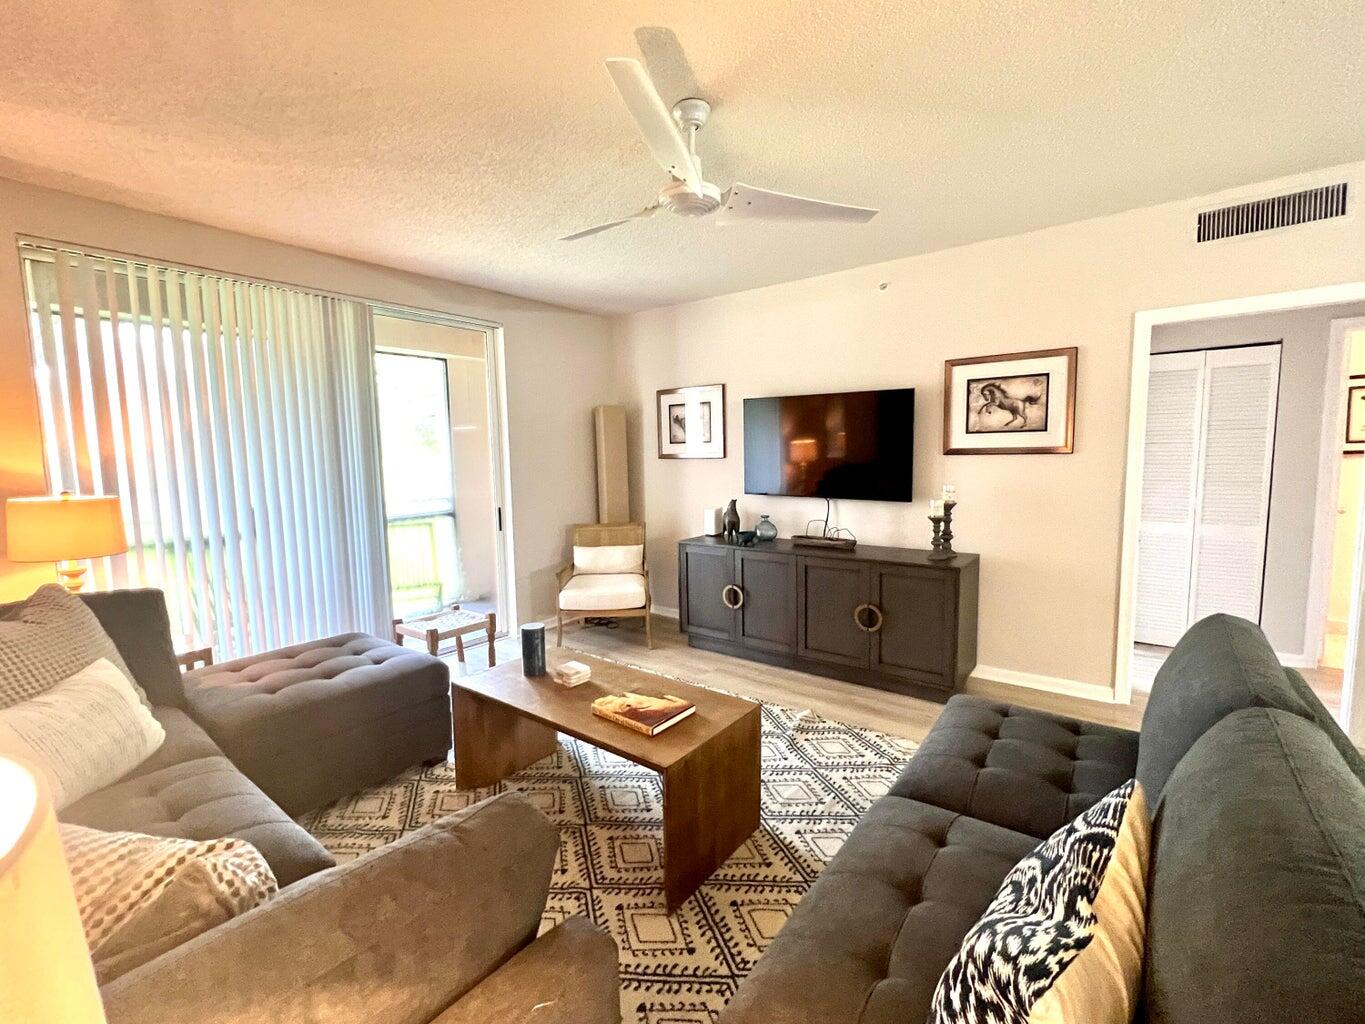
top-left (677, 536), bottom-right (978, 702)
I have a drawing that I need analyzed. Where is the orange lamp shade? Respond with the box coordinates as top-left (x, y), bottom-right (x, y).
top-left (5, 494), bottom-right (126, 563)
top-left (0, 756), bottom-right (107, 1023)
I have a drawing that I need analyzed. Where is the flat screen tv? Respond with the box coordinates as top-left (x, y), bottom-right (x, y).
top-left (743, 388), bottom-right (915, 502)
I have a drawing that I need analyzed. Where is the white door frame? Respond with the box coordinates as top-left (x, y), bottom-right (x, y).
top-left (371, 307), bottom-right (518, 638)
top-left (1115, 282), bottom-right (1365, 707)
top-left (1304, 316), bottom-right (1365, 669)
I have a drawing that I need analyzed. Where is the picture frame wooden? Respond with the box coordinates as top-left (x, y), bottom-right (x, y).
top-left (657, 383), bottom-right (726, 459)
top-left (1345, 376), bottom-right (1365, 453)
top-left (943, 347), bottom-right (1077, 454)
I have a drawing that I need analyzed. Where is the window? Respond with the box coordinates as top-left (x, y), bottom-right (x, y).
top-left (20, 241), bottom-right (391, 657)
top-left (374, 352), bottom-right (464, 617)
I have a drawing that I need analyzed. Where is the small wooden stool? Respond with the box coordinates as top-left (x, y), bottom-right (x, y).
top-left (393, 605), bottom-right (497, 664)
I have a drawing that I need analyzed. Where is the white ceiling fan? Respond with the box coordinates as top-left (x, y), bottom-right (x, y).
top-left (560, 57), bottom-right (878, 241)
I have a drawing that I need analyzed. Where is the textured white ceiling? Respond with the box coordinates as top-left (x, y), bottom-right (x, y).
top-left (1, 2), bottom-right (1362, 314)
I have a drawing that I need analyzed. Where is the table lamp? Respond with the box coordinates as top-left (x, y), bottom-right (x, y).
top-left (5, 492), bottom-right (127, 593)
top-left (0, 756), bottom-right (107, 1022)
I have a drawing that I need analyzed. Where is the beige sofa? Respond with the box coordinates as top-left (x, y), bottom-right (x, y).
top-left (102, 791), bottom-right (621, 1024)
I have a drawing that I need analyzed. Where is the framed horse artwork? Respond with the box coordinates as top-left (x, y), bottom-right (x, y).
top-left (943, 347), bottom-right (1077, 454)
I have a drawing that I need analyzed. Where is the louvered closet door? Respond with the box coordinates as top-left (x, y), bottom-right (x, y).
top-left (1135, 351), bottom-right (1206, 646)
top-left (1188, 345), bottom-right (1280, 624)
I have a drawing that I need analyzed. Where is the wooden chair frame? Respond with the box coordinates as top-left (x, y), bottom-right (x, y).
top-left (556, 523), bottom-right (653, 649)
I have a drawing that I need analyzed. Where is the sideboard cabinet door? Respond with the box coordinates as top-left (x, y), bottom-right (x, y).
top-left (796, 556), bottom-right (870, 668)
top-left (870, 564), bottom-right (955, 689)
top-left (679, 544), bottom-right (736, 641)
top-left (735, 548), bottom-right (797, 656)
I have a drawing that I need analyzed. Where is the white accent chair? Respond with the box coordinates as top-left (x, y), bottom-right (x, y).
top-left (556, 523), bottom-right (653, 648)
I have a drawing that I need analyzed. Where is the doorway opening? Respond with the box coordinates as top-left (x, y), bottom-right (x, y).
top-left (372, 311), bottom-right (512, 641)
top-left (1117, 285), bottom-right (1365, 742)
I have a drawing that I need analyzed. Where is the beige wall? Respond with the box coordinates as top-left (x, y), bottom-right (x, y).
top-left (0, 177), bottom-right (615, 623)
top-left (1150, 301), bottom-right (1365, 657)
top-left (612, 162), bottom-right (1365, 697)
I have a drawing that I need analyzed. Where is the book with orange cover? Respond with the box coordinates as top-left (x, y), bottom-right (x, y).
top-left (591, 691), bottom-right (696, 736)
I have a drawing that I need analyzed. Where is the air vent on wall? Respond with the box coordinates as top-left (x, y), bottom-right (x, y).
top-left (1196, 182), bottom-right (1348, 243)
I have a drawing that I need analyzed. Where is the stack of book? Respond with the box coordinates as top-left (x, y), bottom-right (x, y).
top-left (591, 692), bottom-right (696, 736)
top-left (553, 660), bottom-right (592, 687)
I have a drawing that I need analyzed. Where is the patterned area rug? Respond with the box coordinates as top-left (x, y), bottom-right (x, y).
top-left (300, 681), bottom-right (916, 1024)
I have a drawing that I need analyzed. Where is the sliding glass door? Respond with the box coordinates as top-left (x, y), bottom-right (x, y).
top-left (373, 315), bottom-right (507, 633)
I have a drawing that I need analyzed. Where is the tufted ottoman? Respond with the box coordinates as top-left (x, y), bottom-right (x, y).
top-left (182, 633), bottom-right (450, 815)
top-left (888, 693), bottom-right (1139, 839)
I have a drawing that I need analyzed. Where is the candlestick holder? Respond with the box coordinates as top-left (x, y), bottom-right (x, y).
top-left (928, 500), bottom-right (957, 560)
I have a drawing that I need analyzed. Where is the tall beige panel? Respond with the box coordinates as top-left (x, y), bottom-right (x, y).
top-left (594, 405), bottom-right (630, 524)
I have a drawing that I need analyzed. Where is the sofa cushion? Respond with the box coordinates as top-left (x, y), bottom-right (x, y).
top-left (78, 589), bottom-right (186, 709)
top-left (1143, 708), bottom-right (1365, 1024)
top-left (719, 795), bottom-right (1038, 1024)
top-left (181, 634), bottom-right (450, 814)
top-left (61, 707), bottom-right (334, 887)
top-left (889, 694), bottom-right (1139, 839)
top-left (62, 822), bottom-right (277, 983)
top-left (929, 780), bottom-right (1150, 1024)
top-left (0, 583), bottom-right (140, 707)
top-left (0, 657), bottom-right (165, 809)
top-left (1136, 613), bottom-right (1313, 801)
top-left (1283, 667), bottom-right (1365, 784)
top-left (559, 572), bottom-right (647, 611)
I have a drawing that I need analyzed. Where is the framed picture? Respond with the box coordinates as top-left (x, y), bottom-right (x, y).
top-left (657, 383), bottom-right (726, 459)
top-left (943, 347), bottom-right (1077, 454)
top-left (1345, 378), bottom-right (1365, 453)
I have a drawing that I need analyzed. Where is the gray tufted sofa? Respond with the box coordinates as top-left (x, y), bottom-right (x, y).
top-left (181, 632), bottom-right (451, 815)
top-left (24, 588), bottom-right (621, 1023)
top-left (721, 613), bottom-right (1365, 1024)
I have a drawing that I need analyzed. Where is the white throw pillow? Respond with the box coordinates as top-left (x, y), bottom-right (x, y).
top-left (61, 823), bottom-right (277, 983)
top-left (0, 657), bottom-right (164, 809)
top-left (573, 543), bottom-right (644, 574)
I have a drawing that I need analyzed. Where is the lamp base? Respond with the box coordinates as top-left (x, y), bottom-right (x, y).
top-left (55, 563), bottom-right (87, 594)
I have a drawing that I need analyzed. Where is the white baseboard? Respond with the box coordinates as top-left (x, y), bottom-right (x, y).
top-left (652, 604), bottom-right (680, 620)
top-left (971, 663), bottom-right (1121, 705)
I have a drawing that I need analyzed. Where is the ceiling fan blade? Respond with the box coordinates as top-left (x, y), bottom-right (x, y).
top-left (605, 57), bottom-right (702, 196)
top-left (559, 204), bottom-right (659, 242)
top-left (717, 183), bottom-right (878, 225)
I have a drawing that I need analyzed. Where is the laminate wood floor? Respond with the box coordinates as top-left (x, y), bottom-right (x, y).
top-left (549, 615), bottom-right (1147, 742)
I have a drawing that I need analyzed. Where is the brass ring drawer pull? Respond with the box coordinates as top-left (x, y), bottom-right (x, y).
top-left (722, 584), bottom-right (745, 609)
top-left (853, 603), bottom-right (884, 633)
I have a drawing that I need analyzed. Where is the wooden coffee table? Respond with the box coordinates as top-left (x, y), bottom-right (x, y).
top-left (452, 649), bottom-right (761, 910)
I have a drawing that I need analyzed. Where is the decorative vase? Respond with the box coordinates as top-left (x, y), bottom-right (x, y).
top-left (755, 514), bottom-right (778, 542)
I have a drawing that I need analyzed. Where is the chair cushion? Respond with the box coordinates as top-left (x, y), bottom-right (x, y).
top-left (1143, 708), bottom-right (1365, 1024)
top-left (558, 572), bottom-right (647, 611)
top-left (889, 694), bottom-right (1139, 839)
top-left (1136, 613), bottom-right (1314, 802)
top-left (719, 795), bottom-right (1038, 1024)
top-left (61, 707), bottom-right (335, 887)
top-left (573, 543), bottom-right (644, 574)
top-left (181, 634), bottom-right (450, 814)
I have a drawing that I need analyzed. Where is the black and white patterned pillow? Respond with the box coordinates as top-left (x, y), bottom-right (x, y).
top-left (0, 584), bottom-right (139, 708)
top-left (929, 779), bottom-right (1147, 1024)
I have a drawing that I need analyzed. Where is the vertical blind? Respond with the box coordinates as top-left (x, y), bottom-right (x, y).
top-left (20, 241), bottom-right (392, 657)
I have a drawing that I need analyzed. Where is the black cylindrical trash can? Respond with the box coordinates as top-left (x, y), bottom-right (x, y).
top-left (521, 623), bottom-right (547, 676)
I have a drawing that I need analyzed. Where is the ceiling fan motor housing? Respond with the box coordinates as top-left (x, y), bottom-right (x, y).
top-left (661, 179), bottom-right (722, 216)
